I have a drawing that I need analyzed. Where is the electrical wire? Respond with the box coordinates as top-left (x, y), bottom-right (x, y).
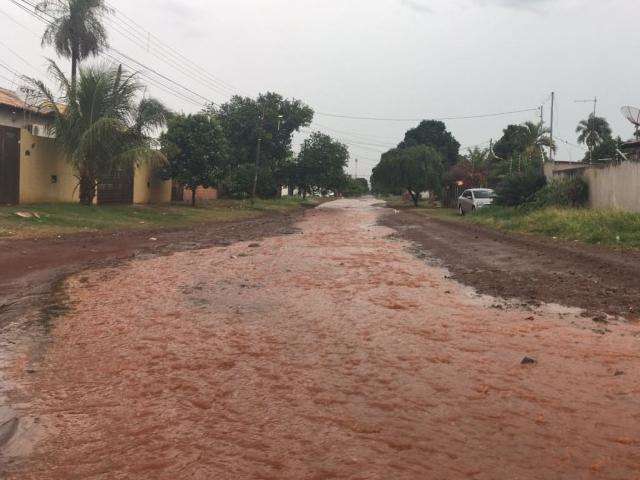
top-left (315, 107), bottom-right (540, 122)
top-left (107, 3), bottom-right (240, 95)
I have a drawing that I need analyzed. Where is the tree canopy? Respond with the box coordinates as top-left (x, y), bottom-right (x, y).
top-left (37, 0), bottom-right (111, 84)
top-left (297, 132), bottom-right (349, 195)
top-left (576, 114), bottom-right (613, 151)
top-left (371, 145), bottom-right (444, 206)
top-left (161, 113), bottom-right (229, 206)
top-left (211, 92), bottom-right (313, 197)
top-left (398, 120), bottom-right (460, 168)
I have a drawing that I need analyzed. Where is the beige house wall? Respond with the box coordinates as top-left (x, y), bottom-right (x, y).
top-left (133, 161), bottom-right (172, 204)
top-left (583, 161), bottom-right (640, 213)
top-left (18, 129), bottom-right (79, 204)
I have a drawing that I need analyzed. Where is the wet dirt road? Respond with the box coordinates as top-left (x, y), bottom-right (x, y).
top-left (3, 198), bottom-right (640, 479)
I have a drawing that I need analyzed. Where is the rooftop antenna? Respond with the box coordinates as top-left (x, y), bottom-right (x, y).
top-left (575, 97), bottom-right (597, 118)
top-left (621, 106), bottom-right (640, 140)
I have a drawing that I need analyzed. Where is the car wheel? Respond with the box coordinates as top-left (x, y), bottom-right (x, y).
top-left (459, 205), bottom-right (465, 216)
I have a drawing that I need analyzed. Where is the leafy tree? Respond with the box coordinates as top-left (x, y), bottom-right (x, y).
top-left (492, 124), bottom-right (530, 161)
top-left (398, 120), bottom-right (460, 167)
top-left (371, 145), bottom-right (444, 206)
top-left (576, 114), bottom-right (613, 153)
top-left (161, 113), bottom-right (229, 206)
top-left (37, 0), bottom-right (111, 86)
top-left (490, 122), bottom-right (553, 183)
top-left (590, 135), bottom-right (623, 163)
top-left (27, 61), bottom-right (168, 205)
top-left (214, 92), bottom-right (313, 196)
top-left (297, 132), bottom-right (349, 196)
top-left (343, 178), bottom-right (369, 197)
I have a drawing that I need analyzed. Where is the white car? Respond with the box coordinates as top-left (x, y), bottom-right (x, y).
top-left (458, 188), bottom-right (495, 215)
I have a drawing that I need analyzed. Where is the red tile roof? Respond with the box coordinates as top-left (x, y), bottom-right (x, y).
top-left (0, 87), bottom-right (57, 115)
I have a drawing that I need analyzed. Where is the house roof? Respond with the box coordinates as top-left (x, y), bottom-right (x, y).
top-left (622, 139), bottom-right (640, 150)
top-left (0, 87), bottom-right (57, 115)
top-left (0, 87), bottom-right (29, 111)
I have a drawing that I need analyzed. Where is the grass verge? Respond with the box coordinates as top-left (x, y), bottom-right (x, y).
top-left (0, 197), bottom-right (320, 239)
top-left (382, 195), bottom-right (640, 249)
top-left (467, 206), bottom-right (640, 249)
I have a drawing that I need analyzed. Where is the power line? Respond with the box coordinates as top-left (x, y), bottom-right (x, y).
top-left (107, 47), bottom-right (214, 105)
top-left (0, 38), bottom-right (46, 76)
top-left (315, 107), bottom-right (540, 122)
top-left (104, 16), bottom-right (234, 100)
top-left (106, 3), bottom-right (240, 95)
top-left (0, 5), bottom-right (33, 31)
top-left (7, 0), bottom-right (213, 109)
top-left (0, 73), bottom-right (19, 86)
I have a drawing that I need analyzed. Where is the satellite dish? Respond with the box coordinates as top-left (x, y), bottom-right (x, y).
top-left (621, 106), bottom-right (640, 139)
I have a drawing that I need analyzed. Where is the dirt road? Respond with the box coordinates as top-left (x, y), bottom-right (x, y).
top-left (383, 209), bottom-right (640, 320)
top-left (2, 198), bottom-right (640, 479)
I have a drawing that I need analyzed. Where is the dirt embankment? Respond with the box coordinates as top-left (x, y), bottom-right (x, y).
top-left (0, 209), bottom-right (306, 332)
top-left (382, 209), bottom-right (640, 320)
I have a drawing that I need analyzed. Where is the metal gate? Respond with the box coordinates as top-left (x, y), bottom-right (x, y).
top-left (0, 126), bottom-right (20, 204)
top-left (98, 166), bottom-right (134, 204)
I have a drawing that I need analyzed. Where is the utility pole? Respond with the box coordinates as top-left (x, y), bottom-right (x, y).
top-left (251, 106), bottom-right (266, 202)
top-left (539, 105), bottom-right (544, 126)
top-left (354, 158), bottom-right (359, 179)
top-left (549, 92), bottom-right (555, 162)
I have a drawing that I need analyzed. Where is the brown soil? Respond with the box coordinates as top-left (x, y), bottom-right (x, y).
top-left (381, 209), bottom-right (640, 320)
top-left (0, 209), bottom-right (305, 331)
top-left (3, 199), bottom-right (639, 479)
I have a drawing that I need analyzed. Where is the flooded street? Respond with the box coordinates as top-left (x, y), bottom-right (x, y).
top-left (2, 198), bottom-right (640, 479)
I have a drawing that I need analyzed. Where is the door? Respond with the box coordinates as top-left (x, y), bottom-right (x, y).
top-left (0, 126), bottom-right (20, 204)
top-left (98, 166), bottom-right (134, 204)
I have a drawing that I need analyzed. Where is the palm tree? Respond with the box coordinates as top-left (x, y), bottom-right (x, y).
top-left (26, 61), bottom-right (169, 205)
top-left (522, 121), bottom-right (555, 164)
top-left (36, 0), bottom-right (111, 86)
top-left (576, 114), bottom-right (612, 151)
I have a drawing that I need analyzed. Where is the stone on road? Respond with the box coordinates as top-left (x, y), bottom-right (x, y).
top-left (3, 198), bottom-right (640, 479)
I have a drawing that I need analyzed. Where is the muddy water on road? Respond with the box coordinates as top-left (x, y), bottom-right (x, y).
top-left (3, 199), bottom-right (640, 479)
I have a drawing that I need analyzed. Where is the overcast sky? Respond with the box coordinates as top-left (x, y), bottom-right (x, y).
top-left (2, 0), bottom-right (639, 178)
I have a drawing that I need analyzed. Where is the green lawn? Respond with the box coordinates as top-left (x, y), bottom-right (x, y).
top-left (0, 197), bottom-right (319, 239)
top-left (466, 206), bottom-right (640, 249)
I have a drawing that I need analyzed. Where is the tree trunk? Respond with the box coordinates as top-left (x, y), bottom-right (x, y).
top-left (79, 173), bottom-right (96, 206)
top-left (408, 188), bottom-right (419, 207)
top-left (71, 42), bottom-right (79, 87)
top-left (191, 188), bottom-right (197, 207)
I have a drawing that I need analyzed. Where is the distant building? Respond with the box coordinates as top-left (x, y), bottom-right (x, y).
top-left (544, 158), bottom-right (640, 213)
top-left (0, 87), bottom-right (172, 205)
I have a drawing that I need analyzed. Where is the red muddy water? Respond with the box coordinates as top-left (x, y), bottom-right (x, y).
top-left (3, 198), bottom-right (640, 479)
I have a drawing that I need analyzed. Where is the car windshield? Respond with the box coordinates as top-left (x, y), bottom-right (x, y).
top-left (473, 190), bottom-right (494, 199)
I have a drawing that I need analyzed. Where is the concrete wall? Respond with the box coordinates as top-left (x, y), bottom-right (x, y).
top-left (583, 161), bottom-right (640, 213)
top-left (133, 161), bottom-right (172, 204)
top-left (182, 186), bottom-right (218, 203)
top-left (18, 129), bottom-right (79, 203)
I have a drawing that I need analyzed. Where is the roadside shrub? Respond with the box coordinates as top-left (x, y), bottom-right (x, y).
top-left (495, 172), bottom-right (547, 206)
top-left (533, 177), bottom-right (589, 208)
